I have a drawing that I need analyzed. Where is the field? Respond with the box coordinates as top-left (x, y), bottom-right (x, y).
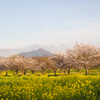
top-left (0, 72), bottom-right (100, 100)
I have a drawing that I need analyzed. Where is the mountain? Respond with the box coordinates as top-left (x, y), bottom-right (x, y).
top-left (0, 44), bottom-right (68, 57)
top-left (18, 48), bottom-right (53, 57)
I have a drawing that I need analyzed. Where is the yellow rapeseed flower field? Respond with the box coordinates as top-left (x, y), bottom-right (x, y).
top-left (0, 74), bottom-right (100, 100)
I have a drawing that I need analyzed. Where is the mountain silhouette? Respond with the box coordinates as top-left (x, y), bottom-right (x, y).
top-left (18, 48), bottom-right (53, 57)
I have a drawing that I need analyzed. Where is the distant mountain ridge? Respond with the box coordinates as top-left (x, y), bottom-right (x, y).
top-left (18, 48), bottom-right (53, 57)
top-left (0, 44), bottom-right (67, 57)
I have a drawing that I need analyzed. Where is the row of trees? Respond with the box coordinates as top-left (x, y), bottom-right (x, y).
top-left (0, 43), bottom-right (100, 76)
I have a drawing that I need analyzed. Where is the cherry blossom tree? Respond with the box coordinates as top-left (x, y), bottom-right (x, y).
top-left (26, 57), bottom-right (38, 74)
top-left (7, 55), bottom-right (30, 75)
top-left (34, 57), bottom-right (49, 75)
top-left (66, 43), bottom-right (100, 75)
top-left (0, 58), bottom-right (10, 76)
top-left (51, 53), bottom-right (67, 74)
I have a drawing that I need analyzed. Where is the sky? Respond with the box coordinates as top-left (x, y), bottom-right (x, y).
top-left (0, 0), bottom-right (100, 50)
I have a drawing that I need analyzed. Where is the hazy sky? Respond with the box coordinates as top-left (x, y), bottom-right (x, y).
top-left (0, 0), bottom-right (100, 49)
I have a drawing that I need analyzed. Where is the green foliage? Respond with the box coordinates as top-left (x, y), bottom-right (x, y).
top-left (0, 74), bottom-right (100, 100)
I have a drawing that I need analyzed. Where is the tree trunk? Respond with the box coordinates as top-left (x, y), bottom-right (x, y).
top-left (64, 70), bottom-right (66, 75)
top-left (86, 69), bottom-right (89, 75)
top-left (24, 70), bottom-right (26, 75)
top-left (68, 68), bottom-right (70, 74)
top-left (16, 69), bottom-right (18, 75)
top-left (31, 70), bottom-right (34, 74)
top-left (6, 71), bottom-right (8, 76)
top-left (54, 70), bottom-right (56, 75)
top-left (42, 71), bottom-right (44, 75)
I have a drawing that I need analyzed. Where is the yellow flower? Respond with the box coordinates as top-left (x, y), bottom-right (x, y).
top-left (6, 98), bottom-right (8, 100)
